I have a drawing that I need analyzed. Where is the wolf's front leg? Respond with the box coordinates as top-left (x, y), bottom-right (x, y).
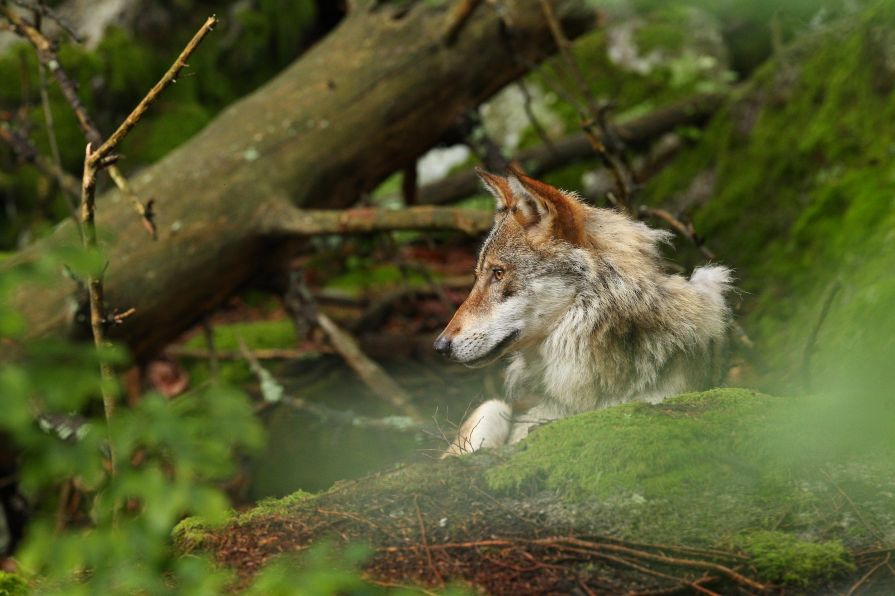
top-left (442, 399), bottom-right (513, 457)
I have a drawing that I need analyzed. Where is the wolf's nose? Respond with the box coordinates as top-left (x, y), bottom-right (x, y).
top-left (433, 334), bottom-right (452, 355)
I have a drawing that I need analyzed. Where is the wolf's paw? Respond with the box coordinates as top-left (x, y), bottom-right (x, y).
top-left (442, 399), bottom-right (513, 458)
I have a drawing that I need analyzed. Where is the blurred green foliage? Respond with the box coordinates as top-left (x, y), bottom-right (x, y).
top-left (641, 2), bottom-right (895, 392)
top-left (0, 249), bottom-right (267, 592)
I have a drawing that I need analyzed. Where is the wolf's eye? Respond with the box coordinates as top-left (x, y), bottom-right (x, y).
top-left (491, 267), bottom-right (504, 282)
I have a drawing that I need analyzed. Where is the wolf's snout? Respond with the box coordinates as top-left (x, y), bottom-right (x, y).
top-left (433, 334), bottom-right (452, 356)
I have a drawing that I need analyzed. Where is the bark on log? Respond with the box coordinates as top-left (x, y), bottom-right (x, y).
top-left (416, 92), bottom-right (725, 205)
top-left (3, 0), bottom-right (596, 360)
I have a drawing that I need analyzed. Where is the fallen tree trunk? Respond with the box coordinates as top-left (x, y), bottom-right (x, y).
top-left (4, 0), bottom-right (595, 360)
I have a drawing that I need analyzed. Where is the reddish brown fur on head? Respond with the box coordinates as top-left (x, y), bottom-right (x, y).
top-left (476, 166), bottom-right (588, 247)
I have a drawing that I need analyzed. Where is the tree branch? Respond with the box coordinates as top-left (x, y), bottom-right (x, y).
top-left (88, 15), bottom-right (218, 165)
top-left (317, 312), bottom-right (426, 423)
top-left (264, 204), bottom-right (493, 237)
top-left (415, 93), bottom-right (724, 206)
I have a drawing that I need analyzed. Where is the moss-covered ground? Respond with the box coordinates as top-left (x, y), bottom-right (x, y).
top-left (185, 389), bottom-right (894, 593)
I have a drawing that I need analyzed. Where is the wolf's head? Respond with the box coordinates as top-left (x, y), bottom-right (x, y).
top-left (434, 167), bottom-right (592, 366)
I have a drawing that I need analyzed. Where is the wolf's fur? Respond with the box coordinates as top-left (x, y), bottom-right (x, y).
top-left (437, 168), bottom-right (733, 456)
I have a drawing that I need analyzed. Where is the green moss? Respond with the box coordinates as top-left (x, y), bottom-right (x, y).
top-left (641, 6), bottom-right (895, 390)
top-left (486, 389), bottom-right (776, 500)
top-left (736, 531), bottom-right (855, 587)
top-left (0, 572), bottom-right (28, 596)
top-left (174, 490), bottom-right (316, 552)
top-left (236, 490), bottom-right (317, 523)
top-left (485, 389), bottom-right (895, 545)
top-left (172, 516), bottom-right (216, 554)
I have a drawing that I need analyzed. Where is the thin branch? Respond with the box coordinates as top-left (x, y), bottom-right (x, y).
top-left (847, 553), bottom-right (891, 596)
top-left (89, 15), bottom-right (218, 164)
top-left (10, 0), bottom-right (82, 42)
top-left (317, 312), bottom-right (426, 423)
top-left (516, 79), bottom-right (555, 153)
top-left (538, 0), bottom-right (634, 212)
top-left (0, 122), bottom-right (81, 198)
top-left (169, 346), bottom-right (316, 361)
top-left (0, 7), bottom-right (208, 238)
top-left (107, 166), bottom-right (157, 238)
top-left (1, 5), bottom-right (102, 145)
top-left (234, 341), bottom-right (426, 432)
top-left (37, 61), bottom-right (79, 222)
top-left (801, 281), bottom-right (842, 391)
top-left (263, 204), bottom-right (493, 237)
top-left (640, 207), bottom-right (716, 261)
top-left (553, 537), bottom-right (767, 592)
top-left (79, 142), bottom-right (117, 477)
top-left (414, 494), bottom-right (445, 586)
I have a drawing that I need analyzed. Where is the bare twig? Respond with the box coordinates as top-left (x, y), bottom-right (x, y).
top-left (0, 123), bottom-right (81, 198)
top-left (516, 79), bottom-right (555, 153)
top-left (10, 0), bottom-right (82, 42)
top-left (169, 346), bottom-right (317, 361)
top-left (65, 15), bottom-right (220, 478)
top-left (88, 15), bottom-right (218, 165)
top-left (37, 61), bottom-right (80, 222)
top-left (822, 468), bottom-right (884, 543)
top-left (233, 341), bottom-right (425, 432)
top-left (415, 93), bottom-right (723, 206)
top-left (539, 0), bottom-right (635, 213)
top-left (0, 8), bottom-right (214, 239)
top-left (640, 207), bottom-right (716, 261)
top-left (1, 5), bottom-right (102, 145)
top-left (414, 494), bottom-right (445, 586)
top-left (802, 281), bottom-right (842, 390)
top-left (79, 142), bottom-right (117, 477)
top-left (317, 312), bottom-right (426, 422)
top-left (847, 552), bottom-right (891, 596)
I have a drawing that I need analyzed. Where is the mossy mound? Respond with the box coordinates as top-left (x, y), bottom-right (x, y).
top-left (190, 389), bottom-right (894, 593)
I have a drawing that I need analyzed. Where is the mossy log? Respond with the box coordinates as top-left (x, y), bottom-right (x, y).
top-left (181, 389), bottom-right (895, 593)
top-left (3, 0), bottom-right (595, 360)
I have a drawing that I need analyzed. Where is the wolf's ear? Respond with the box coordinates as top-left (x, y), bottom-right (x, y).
top-left (476, 168), bottom-right (514, 211)
top-left (506, 168), bottom-right (588, 246)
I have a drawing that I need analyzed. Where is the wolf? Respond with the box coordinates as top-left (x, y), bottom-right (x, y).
top-left (434, 167), bottom-right (733, 455)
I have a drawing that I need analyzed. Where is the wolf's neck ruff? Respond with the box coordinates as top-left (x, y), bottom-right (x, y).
top-left (437, 168), bottom-right (733, 456)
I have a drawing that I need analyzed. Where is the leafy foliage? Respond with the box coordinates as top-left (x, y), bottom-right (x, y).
top-left (0, 250), bottom-right (264, 593)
